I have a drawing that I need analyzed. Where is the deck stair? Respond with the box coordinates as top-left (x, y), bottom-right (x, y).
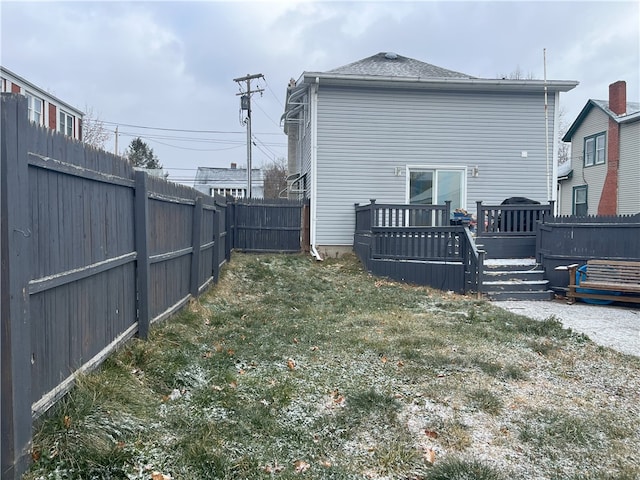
top-left (483, 258), bottom-right (553, 301)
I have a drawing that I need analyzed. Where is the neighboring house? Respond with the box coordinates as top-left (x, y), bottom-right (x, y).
top-left (194, 163), bottom-right (264, 199)
top-left (558, 81), bottom-right (640, 216)
top-left (1, 66), bottom-right (83, 141)
top-left (282, 52), bottom-right (578, 256)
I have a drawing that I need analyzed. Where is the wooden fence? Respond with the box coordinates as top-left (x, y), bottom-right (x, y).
top-left (1, 94), bottom-right (227, 478)
top-left (354, 201), bottom-right (483, 294)
top-left (537, 214), bottom-right (640, 289)
top-left (234, 198), bottom-right (303, 252)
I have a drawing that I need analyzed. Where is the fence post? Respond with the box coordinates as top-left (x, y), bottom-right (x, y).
top-left (444, 200), bottom-right (452, 225)
top-left (212, 208), bottom-right (220, 284)
top-left (190, 196), bottom-right (203, 297)
top-left (1, 94), bottom-right (33, 479)
top-left (476, 201), bottom-right (484, 234)
top-left (134, 171), bottom-right (150, 339)
top-left (369, 199), bottom-right (376, 228)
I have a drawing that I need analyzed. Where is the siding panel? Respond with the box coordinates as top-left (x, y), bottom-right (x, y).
top-left (314, 86), bottom-right (557, 246)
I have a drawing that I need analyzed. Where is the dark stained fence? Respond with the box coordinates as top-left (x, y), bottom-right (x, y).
top-left (354, 201), bottom-right (483, 294)
top-left (233, 198), bottom-right (303, 252)
top-left (537, 214), bottom-right (640, 289)
top-left (1, 94), bottom-right (226, 479)
top-left (476, 200), bottom-right (554, 258)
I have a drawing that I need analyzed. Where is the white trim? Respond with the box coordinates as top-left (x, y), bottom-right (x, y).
top-left (310, 81), bottom-right (319, 252)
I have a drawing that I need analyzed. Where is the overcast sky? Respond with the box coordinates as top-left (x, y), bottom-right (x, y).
top-left (2, 0), bottom-right (638, 185)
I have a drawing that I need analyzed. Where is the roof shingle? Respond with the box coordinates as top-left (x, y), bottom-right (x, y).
top-left (327, 52), bottom-right (475, 79)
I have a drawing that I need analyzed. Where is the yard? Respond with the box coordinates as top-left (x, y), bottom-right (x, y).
top-left (25, 253), bottom-right (640, 480)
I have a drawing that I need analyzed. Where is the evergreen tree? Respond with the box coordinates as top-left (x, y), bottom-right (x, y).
top-left (126, 137), bottom-right (162, 169)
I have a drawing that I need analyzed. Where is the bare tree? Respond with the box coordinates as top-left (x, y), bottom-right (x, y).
top-left (82, 105), bottom-right (111, 150)
top-left (557, 106), bottom-right (571, 165)
top-left (498, 65), bottom-right (537, 80)
top-left (263, 157), bottom-right (288, 199)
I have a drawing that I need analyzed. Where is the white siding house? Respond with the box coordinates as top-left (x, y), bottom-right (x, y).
top-left (193, 163), bottom-right (264, 199)
top-left (283, 52), bottom-right (578, 256)
top-left (559, 81), bottom-right (640, 216)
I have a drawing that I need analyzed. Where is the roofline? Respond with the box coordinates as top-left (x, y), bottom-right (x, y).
top-left (297, 71), bottom-right (579, 92)
top-left (1, 65), bottom-right (85, 116)
top-left (562, 99), bottom-right (640, 142)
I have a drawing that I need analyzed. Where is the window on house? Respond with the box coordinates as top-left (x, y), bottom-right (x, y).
top-left (25, 92), bottom-right (43, 125)
top-left (407, 167), bottom-right (465, 225)
top-left (584, 133), bottom-right (605, 167)
top-left (0, 77), bottom-right (6, 93)
top-left (573, 185), bottom-right (588, 216)
top-left (59, 110), bottom-right (74, 137)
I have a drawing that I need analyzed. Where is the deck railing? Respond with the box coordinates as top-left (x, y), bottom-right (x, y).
top-left (354, 200), bottom-right (482, 294)
top-left (476, 200), bottom-right (554, 236)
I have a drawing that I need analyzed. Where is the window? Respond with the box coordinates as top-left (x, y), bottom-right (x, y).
top-left (407, 167), bottom-right (465, 210)
top-left (59, 110), bottom-right (74, 137)
top-left (573, 185), bottom-right (588, 216)
top-left (584, 133), bottom-right (605, 167)
top-left (0, 77), bottom-right (6, 93)
top-left (25, 92), bottom-right (43, 125)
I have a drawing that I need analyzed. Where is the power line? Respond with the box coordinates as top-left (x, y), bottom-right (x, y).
top-left (103, 119), bottom-right (284, 135)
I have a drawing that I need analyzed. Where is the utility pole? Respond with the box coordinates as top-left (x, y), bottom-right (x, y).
top-left (115, 125), bottom-right (119, 156)
top-left (233, 73), bottom-right (264, 198)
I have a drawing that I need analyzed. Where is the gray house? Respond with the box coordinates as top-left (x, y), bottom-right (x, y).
top-left (194, 163), bottom-right (264, 199)
top-left (282, 52), bottom-right (578, 257)
top-left (558, 80), bottom-right (640, 216)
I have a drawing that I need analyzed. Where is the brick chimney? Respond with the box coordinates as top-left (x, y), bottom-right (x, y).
top-left (598, 81), bottom-right (626, 215)
top-left (230, 162), bottom-right (237, 169)
top-left (608, 80), bottom-right (626, 115)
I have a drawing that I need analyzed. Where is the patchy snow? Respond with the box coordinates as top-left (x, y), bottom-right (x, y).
top-left (494, 299), bottom-right (640, 357)
top-left (484, 258), bottom-right (537, 267)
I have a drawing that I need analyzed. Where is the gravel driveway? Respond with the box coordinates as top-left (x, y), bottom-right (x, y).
top-left (494, 299), bottom-right (640, 357)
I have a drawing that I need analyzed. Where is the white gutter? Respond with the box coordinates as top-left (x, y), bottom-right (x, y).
top-left (301, 72), bottom-right (579, 92)
top-left (310, 78), bottom-right (322, 261)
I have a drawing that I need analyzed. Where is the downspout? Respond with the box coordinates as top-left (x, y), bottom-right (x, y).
top-left (310, 77), bottom-right (322, 261)
top-left (551, 91), bottom-right (560, 213)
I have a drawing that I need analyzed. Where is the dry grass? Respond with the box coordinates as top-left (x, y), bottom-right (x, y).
top-left (25, 253), bottom-right (640, 479)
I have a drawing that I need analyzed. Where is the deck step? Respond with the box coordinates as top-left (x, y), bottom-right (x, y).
top-left (483, 258), bottom-right (552, 301)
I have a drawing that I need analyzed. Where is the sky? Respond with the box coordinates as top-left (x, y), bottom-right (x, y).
top-left (1, 0), bottom-right (638, 185)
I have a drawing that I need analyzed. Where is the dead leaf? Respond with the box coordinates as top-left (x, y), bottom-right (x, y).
top-left (31, 449), bottom-right (41, 461)
top-left (264, 462), bottom-right (285, 474)
top-left (211, 384), bottom-right (223, 391)
top-left (319, 459), bottom-right (332, 468)
top-left (227, 349), bottom-right (235, 356)
top-left (229, 381), bottom-right (237, 389)
top-left (424, 447), bottom-right (436, 464)
top-left (287, 358), bottom-right (296, 370)
top-left (293, 337), bottom-right (299, 344)
top-left (310, 346), bottom-right (319, 351)
top-left (380, 356), bottom-right (388, 364)
top-left (397, 360), bottom-right (405, 367)
top-left (203, 351), bottom-right (213, 358)
top-left (424, 429), bottom-right (438, 439)
top-left (213, 343), bottom-right (223, 352)
top-left (63, 416), bottom-right (71, 429)
top-left (238, 369), bottom-right (246, 375)
top-left (152, 472), bottom-right (171, 480)
top-left (294, 460), bottom-right (310, 473)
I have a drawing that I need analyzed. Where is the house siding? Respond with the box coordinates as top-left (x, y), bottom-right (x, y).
top-left (618, 120), bottom-right (640, 214)
top-left (314, 85), bottom-right (557, 246)
top-left (558, 108), bottom-right (609, 215)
